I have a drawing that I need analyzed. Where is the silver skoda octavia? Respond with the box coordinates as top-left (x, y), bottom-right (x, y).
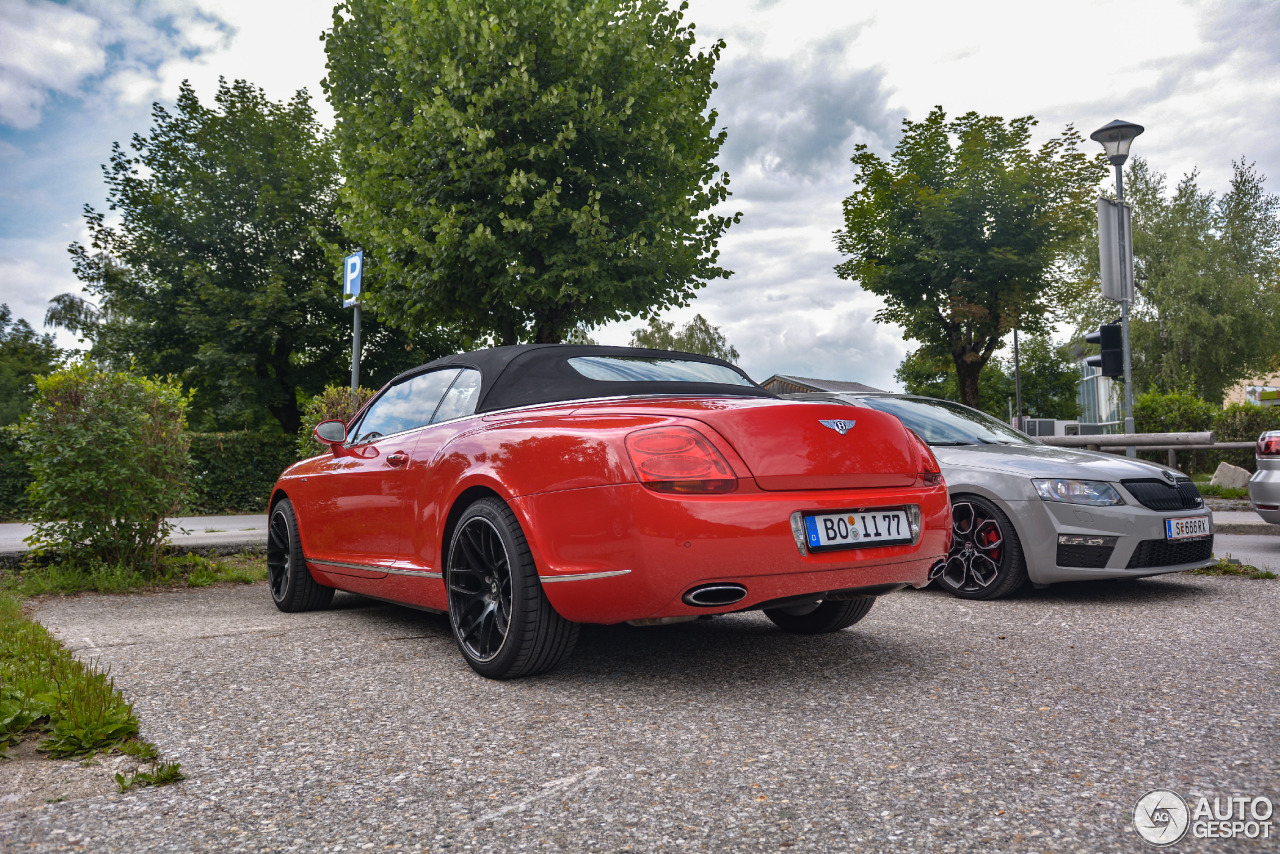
top-left (786, 392), bottom-right (1216, 599)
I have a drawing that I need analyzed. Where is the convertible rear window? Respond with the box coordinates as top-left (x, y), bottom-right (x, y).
top-left (568, 356), bottom-right (754, 386)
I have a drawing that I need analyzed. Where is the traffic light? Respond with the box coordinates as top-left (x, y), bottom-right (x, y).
top-left (1085, 323), bottom-right (1123, 378)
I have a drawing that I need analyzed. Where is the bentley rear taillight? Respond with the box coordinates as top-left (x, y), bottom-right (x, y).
top-left (625, 426), bottom-right (737, 494)
top-left (910, 430), bottom-right (945, 487)
top-left (1258, 431), bottom-right (1280, 457)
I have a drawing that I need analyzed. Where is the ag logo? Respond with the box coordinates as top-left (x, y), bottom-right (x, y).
top-left (819, 419), bottom-right (855, 436)
top-left (1134, 790), bottom-right (1189, 845)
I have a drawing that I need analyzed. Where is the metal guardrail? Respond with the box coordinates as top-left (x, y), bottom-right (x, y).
top-left (1040, 431), bottom-right (1214, 448)
top-left (1039, 432), bottom-right (1255, 468)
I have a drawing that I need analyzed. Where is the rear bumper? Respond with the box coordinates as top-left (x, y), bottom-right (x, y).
top-left (1249, 465), bottom-right (1280, 524)
top-left (514, 481), bottom-right (950, 624)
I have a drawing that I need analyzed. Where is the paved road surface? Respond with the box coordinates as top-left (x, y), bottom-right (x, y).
top-left (4, 571), bottom-right (1276, 852)
top-left (0, 515), bottom-right (267, 560)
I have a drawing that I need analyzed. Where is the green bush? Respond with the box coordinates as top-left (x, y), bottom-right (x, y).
top-left (23, 364), bottom-right (189, 569)
top-left (0, 426), bottom-right (304, 520)
top-left (0, 425), bottom-right (30, 522)
top-left (186, 433), bottom-right (301, 514)
top-left (1133, 391), bottom-right (1280, 476)
top-left (296, 384), bottom-right (375, 458)
top-left (1209, 403), bottom-right (1280, 472)
top-left (1133, 390), bottom-right (1216, 434)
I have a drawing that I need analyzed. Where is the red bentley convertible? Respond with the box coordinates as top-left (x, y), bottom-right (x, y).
top-left (268, 345), bottom-right (951, 678)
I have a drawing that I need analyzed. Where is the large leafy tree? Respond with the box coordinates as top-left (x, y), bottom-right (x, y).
top-left (1105, 159), bottom-right (1280, 403)
top-left (629, 313), bottom-right (739, 362)
top-left (322, 0), bottom-right (738, 346)
top-left (61, 79), bottom-right (455, 434)
top-left (0, 304), bottom-right (61, 426)
top-left (835, 108), bottom-right (1105, 409)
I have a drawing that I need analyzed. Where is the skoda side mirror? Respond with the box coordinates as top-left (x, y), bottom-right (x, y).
top-left (314, 419), bottom-right (348, 453)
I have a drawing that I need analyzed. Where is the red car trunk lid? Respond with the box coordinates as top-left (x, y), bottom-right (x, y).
top-left (689, 401), bottom-right (918, 491)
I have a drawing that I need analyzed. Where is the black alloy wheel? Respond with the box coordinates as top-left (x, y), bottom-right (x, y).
top-left (764, 597), bottom-right (876, 634)
top-left (938, 495), bottom-right (1028, 600)
top-left (266, 498), bottom-right (335, 612)
top-left (445, 498), bottom-right (578, 679)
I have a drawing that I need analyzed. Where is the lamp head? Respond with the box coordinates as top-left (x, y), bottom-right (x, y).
top-left (1090, 119), bottom-right (1144, 165)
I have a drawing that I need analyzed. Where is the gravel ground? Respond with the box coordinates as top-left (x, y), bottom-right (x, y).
top-left (3, 572), bottom-right (1278, 853)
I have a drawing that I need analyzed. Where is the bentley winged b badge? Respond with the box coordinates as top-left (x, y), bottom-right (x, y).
top-left (819, 419), bottom-right (855, 436)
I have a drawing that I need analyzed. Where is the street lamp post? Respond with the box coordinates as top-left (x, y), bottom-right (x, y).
top-left (1090, 119), bottom-right (1144, 457)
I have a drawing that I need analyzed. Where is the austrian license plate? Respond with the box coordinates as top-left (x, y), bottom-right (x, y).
top-left (803, 509), bottom-right (912, 551)
top-left (1165, 515), bottom-right (1210, 540)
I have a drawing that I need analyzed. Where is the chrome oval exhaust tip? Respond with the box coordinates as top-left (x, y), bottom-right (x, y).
top-left (682, 583), bottom-right (748, 607)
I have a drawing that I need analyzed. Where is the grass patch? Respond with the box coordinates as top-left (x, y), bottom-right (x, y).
top-left (0, 551), bottom-right (264, 783)
top-left (0, 589), bottom-right (158, 764)
top-left (1195, 482), bottom-right (1251, 501)
top-left (1191, 557), bottom-right (1278, 579)
top-left (2, 551), bottom-right (266, 598)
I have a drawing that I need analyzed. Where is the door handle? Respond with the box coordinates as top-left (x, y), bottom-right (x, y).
top-left (386, 451), bottom-right (409, 468)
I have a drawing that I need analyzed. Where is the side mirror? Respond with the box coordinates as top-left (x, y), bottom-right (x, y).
top-left (314, 419), bottom-right (348, 451)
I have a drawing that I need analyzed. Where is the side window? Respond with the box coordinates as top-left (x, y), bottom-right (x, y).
top-left (351, 369), bottom-right (460, 443)
top-left (432, 369), bottom-right (482, 423)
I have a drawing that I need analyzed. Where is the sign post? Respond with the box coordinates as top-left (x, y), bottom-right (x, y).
top-left (344, 250), bottom-right (363, 391)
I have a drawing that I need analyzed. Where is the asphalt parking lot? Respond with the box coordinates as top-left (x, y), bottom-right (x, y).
top-left (4, 567), bottom-right (1278, 853)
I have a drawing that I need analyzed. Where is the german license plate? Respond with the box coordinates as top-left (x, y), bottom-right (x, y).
top-left (1165, 515), bottom-right (1210, 540)
top-left (804, 509), bottom-right (912, 551)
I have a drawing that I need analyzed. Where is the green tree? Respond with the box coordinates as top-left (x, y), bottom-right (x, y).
top-left (60, 78), bottom-right (456, 434)
top-left (629, 313), bottom-right (739, 361)
top-left (323, 0), bottom-right (738, 346)
top-left (1112, 159), bottom-right (1280, 403)
top-left (0, 304), bottom-right (61, 426)
top-left (897, 334), bottom-right (1080, 420)
top-left (835, 108), bottom-right (1105, 409)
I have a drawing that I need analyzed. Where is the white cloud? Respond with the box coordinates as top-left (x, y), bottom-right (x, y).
top-left (0, 1), bottom-right (105, 129)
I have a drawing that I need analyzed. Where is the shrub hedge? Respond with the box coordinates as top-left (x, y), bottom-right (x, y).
top-left (185, 433), bottom-right (301, 515)
top-left (0, 431), bottom-right (302, 521)
top-left (1134, 392), bottom-right (1280, 476)
top-left (0, 426), bottom-right (30, 522)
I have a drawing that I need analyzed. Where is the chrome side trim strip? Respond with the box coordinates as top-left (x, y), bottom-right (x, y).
top-left (306, 557), bottom-right (441, 580)
top-left (538, 569), bottom-right (632, 583)
top-left (386, 567), bottom-right (443, 579)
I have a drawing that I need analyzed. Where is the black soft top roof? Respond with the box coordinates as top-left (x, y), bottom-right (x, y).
top-left (388, 344), bottom-right (774, 413)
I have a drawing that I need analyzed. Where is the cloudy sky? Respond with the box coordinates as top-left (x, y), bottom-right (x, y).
top-left (2, 0), bottom-right (1278, 390)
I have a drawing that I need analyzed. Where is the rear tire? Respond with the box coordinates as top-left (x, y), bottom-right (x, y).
top-left (267, 499), bottom-right (335, 612)
top-left (764, 597), bottom-right (875, 634)
top-left (445, 498), bottom-right (579, 679)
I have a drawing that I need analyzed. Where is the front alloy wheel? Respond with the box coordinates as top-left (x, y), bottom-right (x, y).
top-left (266, 498), bottom-right (334, 612)
top-left (938, 496), bottom-right (1028, 600)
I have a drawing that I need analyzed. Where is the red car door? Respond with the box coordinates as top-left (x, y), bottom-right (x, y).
top-left (295, 368), bottom-right (462, 574)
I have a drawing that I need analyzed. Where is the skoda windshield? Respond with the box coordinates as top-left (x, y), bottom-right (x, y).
top-left (858, 396), bottom-right (1038, 446)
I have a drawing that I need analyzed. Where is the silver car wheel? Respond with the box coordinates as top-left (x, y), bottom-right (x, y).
top-left (943, 501), bottom-right (1004, 591)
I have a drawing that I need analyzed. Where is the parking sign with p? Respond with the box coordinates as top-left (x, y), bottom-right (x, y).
top-left (343, 250), bottom-right (363, 308)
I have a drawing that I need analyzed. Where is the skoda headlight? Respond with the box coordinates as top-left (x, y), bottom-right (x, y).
top-left (1032, 478), bottom-right (1124, 506)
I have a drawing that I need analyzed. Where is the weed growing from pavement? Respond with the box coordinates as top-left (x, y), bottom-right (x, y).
top-left (2, 551), bottom-right (266, 597)
top-left (0, 588), bottom-right (186, 785)
top-left (115, 760), bottom-right (184, 792)
top-left (1192, 557), bottom-right (1279, 580)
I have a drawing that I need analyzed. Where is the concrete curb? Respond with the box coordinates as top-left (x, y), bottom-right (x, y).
top-left (1214, 522), bottom-right (1280, 536)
